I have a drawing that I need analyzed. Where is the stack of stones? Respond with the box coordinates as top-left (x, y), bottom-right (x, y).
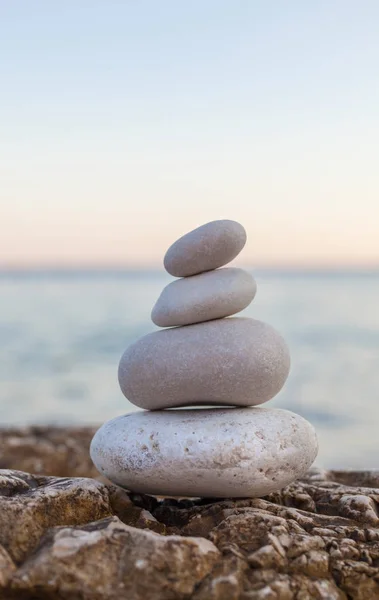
top-left (91, 220), bottom-right (318, 498)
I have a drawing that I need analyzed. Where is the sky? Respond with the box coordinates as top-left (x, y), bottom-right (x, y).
top-left (1, 1), bottom-right (378, 268)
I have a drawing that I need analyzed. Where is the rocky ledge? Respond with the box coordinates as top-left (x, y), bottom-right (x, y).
top-left (0, 425), bottom-right (98, 479)
top-left (0, 427), bottom-right (379, 599)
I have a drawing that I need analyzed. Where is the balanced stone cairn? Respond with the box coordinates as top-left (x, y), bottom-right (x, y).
top-left (91, 220), bottom-right (318, 498)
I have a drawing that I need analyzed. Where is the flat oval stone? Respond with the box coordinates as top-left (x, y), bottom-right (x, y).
top-left (151, 268), bottom-right (257, 327)
top-left (118, 317), bottom-right (290, 409)
top-left (164, 220), bottom-right (247, 277)
top-left (90, 407), bottom-right (318, 497)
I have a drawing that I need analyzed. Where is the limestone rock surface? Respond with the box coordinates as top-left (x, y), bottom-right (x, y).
top-left (0, 469), bottom-right (111, 564)
top-left (1, 432), bottom-right (379, 599)
top-left (0, 425), bottom-right (97, 477)
top-left (0, 470), bottom-right (379, 600)
top-left (10, 517), bottom-right (219, 600)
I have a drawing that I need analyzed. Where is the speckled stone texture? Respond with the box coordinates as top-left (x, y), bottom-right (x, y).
top-left (1, 461), bottom-right (379, 599)
top-left (90, 408), bottom-right (318, 497)
top-left (164, 219), bottom-right (247, 277)
top-left (151, 267), bottom-right (257, 327)
top-left (118, 317), bottom-right (291, 409)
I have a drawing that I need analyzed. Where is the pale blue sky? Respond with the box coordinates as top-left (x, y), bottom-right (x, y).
top-left (1, 1), bottom-right (378, 267)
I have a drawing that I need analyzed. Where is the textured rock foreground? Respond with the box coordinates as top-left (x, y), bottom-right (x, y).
top-left (1, 427), bottom-right (379, 599)
top-left (1, 465), bottom-right (379, 599)
top-left (0, 425), bottom-right (98, 478)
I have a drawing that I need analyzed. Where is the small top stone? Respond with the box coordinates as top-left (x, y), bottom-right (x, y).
top-left (164, 219), bottom-right (247, 277)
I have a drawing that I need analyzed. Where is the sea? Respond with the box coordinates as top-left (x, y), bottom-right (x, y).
top-left (1, 269), bottom-right (378, 470)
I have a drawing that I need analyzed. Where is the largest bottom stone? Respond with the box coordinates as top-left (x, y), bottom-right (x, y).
top-left (90, 407), bottom-right (318, 498)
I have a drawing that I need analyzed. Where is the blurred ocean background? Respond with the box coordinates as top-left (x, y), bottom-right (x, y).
top-left (1, 269), bottom-right (378, 470)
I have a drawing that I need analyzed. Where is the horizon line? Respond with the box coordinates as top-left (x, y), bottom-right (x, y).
top-left (0, 264), bottom-right (379, 275)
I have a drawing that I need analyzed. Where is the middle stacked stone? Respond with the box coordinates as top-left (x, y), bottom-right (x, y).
top-left (151, 265), bottom-right (257, 328)
top-left (118, 220), bottom-right (290, 411)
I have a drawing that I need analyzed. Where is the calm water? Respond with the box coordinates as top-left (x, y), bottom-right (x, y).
top-left (1, 270), bottom-right (378, 470)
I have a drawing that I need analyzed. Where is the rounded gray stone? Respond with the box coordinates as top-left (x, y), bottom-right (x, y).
top-left (90, 407), bottom-right (318, 497)
top-left (151, 268), bottom-right (257, 327)
top-left (118, 317), bottom-right (290, 410)
top-left (164, 219), bottom-right (247, 277)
